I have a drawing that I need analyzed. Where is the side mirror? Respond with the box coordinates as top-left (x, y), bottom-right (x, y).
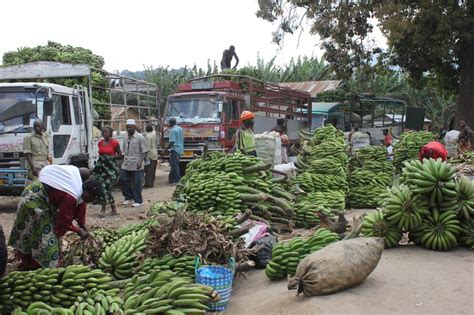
top-left (218, 101), bottom-right (223, 113)
top-left (44, 98), bottom-right (54, 116)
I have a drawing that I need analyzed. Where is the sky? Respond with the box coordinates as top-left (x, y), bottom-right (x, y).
top-left (0, 0), bottom-right (330, 72)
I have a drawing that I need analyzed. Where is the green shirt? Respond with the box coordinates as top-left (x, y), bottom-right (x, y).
top-left (237, 128), bottom-right (256, 154)
top-left (23, 132), bottom-right (49, 161)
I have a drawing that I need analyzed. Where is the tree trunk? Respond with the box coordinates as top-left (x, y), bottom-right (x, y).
top-left (457, 8), bottom-right (474, 136)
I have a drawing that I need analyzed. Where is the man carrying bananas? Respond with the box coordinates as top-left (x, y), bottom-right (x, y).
top-left (235, 111), bottom-right (257, 157)
top-left (419, 141), bottom-right (448, 161)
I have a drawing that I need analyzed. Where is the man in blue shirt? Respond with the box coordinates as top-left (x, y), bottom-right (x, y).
top-left (167, 118), bottom-right (184, 184)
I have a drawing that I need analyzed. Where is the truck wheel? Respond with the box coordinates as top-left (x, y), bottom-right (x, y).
top-left (179, 161), bottom-right (188, 177)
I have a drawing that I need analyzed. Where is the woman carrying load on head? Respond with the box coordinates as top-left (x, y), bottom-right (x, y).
top-left (94, 126), bottom-right (122, 216)
top-left (8, 165), bottom-right (104, 269)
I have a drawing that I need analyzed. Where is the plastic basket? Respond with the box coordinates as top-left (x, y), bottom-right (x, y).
top-left (195, 257), bottom-right (236, 311)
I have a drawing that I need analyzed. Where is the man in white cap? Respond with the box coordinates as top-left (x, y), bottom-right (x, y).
top-left (120, 119), bottom-right (148, 207)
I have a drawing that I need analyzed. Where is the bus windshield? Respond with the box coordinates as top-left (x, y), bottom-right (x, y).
top-left (0, 91), bottom-right (42, 134)
top-left (166, 96), bottom-right (220, 124)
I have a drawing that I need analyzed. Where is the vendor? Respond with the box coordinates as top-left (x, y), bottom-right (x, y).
top-left (419, 141), bottom-right (448, 161)
top-left (8, 165), bottom-right (104, 269)
top-left (272, 118), bottom-right (289, 163)
top-left (235, 111), bottom-right (257, 157)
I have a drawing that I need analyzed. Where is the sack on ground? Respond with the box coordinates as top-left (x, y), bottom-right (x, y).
top-left (288, 237), bottom-right (384, 296)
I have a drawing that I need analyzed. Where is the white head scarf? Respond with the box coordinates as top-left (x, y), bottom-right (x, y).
top-left (39, 165), bottom-right (83, 201)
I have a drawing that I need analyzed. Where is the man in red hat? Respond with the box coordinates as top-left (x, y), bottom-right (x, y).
top-left (235, 111), bottom-right (257, 156)
top-left (419, 141), bottom-right (448, 161)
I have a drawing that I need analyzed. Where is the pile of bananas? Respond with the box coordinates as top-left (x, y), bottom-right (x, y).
top-left (411, 209), bottom-right (462, 251)
top-left (138, 255), bottom-right (196, 281)
top-left (380, 185), bottom-right (430, 231)
top-left (393, 131), bottom-right (435, 171)
top-left (98, 229), bottom-right (149, 280)
top-left (308, 158), bottom-right (347, 178)
top-left (122, 270), bottom-right (218, 314)
top-left (459, 218), bottom-right (474, 249)
top-left (0, 265), bottom-right (113, 313)
top-left (401, 158), bottom-right (457, 206)
top-left (454, 176), bottom-right (474, 219)
top-left (292, 191), bottom-right (345, 228)
top-left (361, 210), bottom-right (402, 248)
top-left (348, 146), bottom-right (394, 208)
top-left (306, 124), bottom-right (345, 145)
top-left (183, 172), bottom-right (243, 218)
top-left (265, 229), bottom-right (340, 280)
top-left (293, 203), bottom-right (331, 228)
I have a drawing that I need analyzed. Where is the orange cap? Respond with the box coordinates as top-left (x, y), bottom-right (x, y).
top-left (240, 110), bottom-right (255, 121)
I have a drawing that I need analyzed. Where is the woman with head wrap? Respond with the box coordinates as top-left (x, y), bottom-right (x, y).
top-left (8, 165), bottom-right (104, 269)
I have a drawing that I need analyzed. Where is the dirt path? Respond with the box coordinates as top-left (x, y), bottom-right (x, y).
top-left (227, 246), bottom-right (473, 315)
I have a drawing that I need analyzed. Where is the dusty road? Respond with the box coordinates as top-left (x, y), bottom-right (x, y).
top-left (1, 165), bottom-right (473, 314)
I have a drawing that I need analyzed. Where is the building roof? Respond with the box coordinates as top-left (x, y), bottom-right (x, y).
top-left (277, 80), bottom-right (341, 97)
top-left (312, 102), bottom-right (341, 113)
top-left (386, 114), bottom-right (431, 123)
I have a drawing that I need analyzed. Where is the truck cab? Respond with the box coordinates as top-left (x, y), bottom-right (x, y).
top-left (161, 75), bottom-right (311, 162)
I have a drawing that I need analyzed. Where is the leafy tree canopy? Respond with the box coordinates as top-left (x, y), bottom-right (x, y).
top-left (257, 0), bottom-right (474, 123)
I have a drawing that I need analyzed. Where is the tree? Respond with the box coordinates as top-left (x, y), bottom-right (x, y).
top-left (257, 0), bottom-right (474, 125)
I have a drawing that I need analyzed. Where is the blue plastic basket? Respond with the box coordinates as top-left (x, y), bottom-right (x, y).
top-left (195, 257), bottom-right (236, 311)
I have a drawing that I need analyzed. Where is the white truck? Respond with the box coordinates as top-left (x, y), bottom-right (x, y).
top-left (0, 61), bottom-right (159, 195)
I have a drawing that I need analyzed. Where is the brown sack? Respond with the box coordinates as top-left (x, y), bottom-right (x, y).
top-left (288, 237), bottom-right (384, 296)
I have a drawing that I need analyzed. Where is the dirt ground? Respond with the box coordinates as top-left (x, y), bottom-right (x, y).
top-left (1, 165), bottom-right (473, 314)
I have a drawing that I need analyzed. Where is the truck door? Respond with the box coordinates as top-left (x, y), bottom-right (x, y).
top-left (222, 99), bottom-right (240, 149)
top-left (72, 95), bottom-right (86, 153)
top-left (49, 94), bottom-right (78, 165)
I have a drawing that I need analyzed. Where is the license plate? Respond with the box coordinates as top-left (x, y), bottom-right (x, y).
top-left (183, 151), bottom-right (193, 157)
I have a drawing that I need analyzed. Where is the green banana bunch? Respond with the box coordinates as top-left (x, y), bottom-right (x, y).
top-left (393, 131), bottom-right (435, 171)
top-left (453, 176), bottom-right (474, 219)
top-left (293, 203), bottom-right (332, 228)
top-left (0, 265), bottom-right (113, 313)
top-left (308, 159), bottom-right (347, 178)
top-left (361, 210), bottom-right (402, 248)
top-left (309, 124), bottom-right (345, 145)
top-left (292, 172), bottom-right (348, 193)
top-left (380, 185), bottom-right (430, 231)
top-left (92, 228), bottom-right (122, 246)
top-left (303, 141), bottom-right (348, 165)
top-left (117, 220), bottom-right (157, 237)
top-left (138, 255), bottom-right (196, 281)
top-left (265, 228), bottom-right (340, 280)
top-left (349, 169), bottom-right (392, 188)
top-left (148, 201), bottom-right (187, 218)
top-left (401, 158), bottom-right (457, 205)
top-left (70, 288), bottom-right (124, 315)
top-left (353, 146), bottom-right (388, 162)
top-left (412, 208), bottom-right (462, 251)
top-left (459, 218), bottom-right (474, 250)
top-left (122, 270), bottom-right (218, 314)
top-left (98, 229), bottom-right (149, 280)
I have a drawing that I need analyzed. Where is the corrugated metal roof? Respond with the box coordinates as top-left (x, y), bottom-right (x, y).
top-left (277, 80), bottom-right (341, 97)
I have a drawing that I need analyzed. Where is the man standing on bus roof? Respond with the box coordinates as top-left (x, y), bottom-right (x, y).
top-left (235, 111), bottom-right (257, 157)
top-left (167, 117), bottom-right (184, 185)
top-left (23, 119), bottom-right (50, 179)
top-left (220, 45), bottom-right (239, 70)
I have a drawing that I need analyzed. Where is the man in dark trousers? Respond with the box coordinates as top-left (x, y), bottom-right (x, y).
top-left (167, 118), bottom-right (184, 184)
top-left (221, 45), bottom-right (239, 70)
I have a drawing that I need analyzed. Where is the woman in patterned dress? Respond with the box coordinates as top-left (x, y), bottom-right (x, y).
top-left (8, 165), bottom-right (104, 269)
top-left (93, 126), bottom-right (122, 215)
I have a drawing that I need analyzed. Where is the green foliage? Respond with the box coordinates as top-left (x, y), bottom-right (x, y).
top-left (256, 1), bottom-right (474, 124)
top-left (1, 41), bottom-right (110, 119)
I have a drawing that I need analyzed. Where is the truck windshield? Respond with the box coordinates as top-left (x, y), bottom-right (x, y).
top-left (166, 96), bottom-right (220, 124)
top-left (0, 92), bottom-right (41, 134)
